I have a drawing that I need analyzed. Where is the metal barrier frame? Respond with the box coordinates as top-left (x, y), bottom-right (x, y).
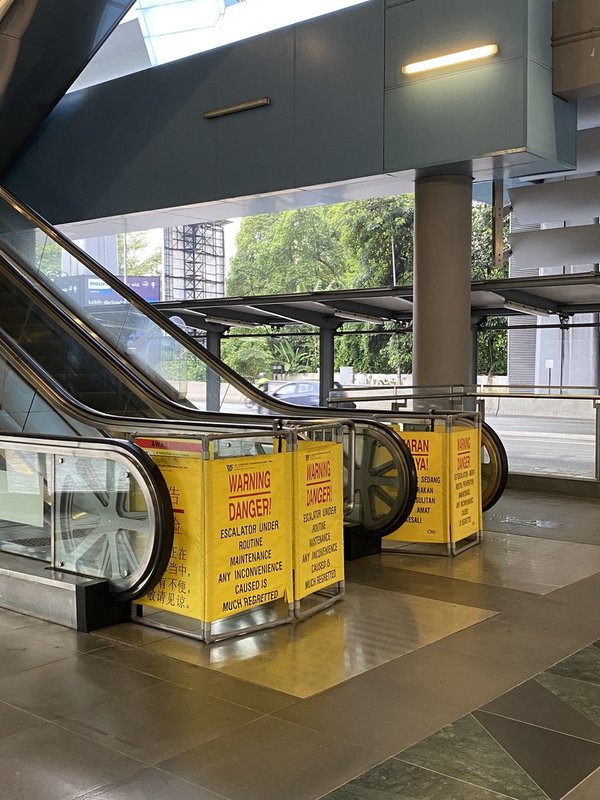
top-left (380, 411), bottom-right (483, 558)
top-left (284, 420), bottom-right (347, 620)
top-left (132, 427), bottom-right (296, 642)
top-left (132, 420), bottom-right (354, 640)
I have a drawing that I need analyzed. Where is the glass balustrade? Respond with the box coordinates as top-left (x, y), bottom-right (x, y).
top-left (0, 438), bottom-right (162, 596)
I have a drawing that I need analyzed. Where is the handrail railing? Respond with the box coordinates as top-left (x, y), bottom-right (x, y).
top-left (336, 381), bottom-right (597, 485)
top-left (0, 188), bottom-right (421, 535)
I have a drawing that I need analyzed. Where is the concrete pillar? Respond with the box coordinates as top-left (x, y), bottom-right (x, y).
top-left (319, 327), bottom-right (337, 405)
top-left (205, 329), bottom-right (223, 411)
top-left (413, 174), bottom-right (473, 389)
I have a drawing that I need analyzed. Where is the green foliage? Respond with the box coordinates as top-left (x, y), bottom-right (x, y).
top-left (477, 325), bottom-right (507, 376)
top-left (471, 202), bottom-right (509, 374)
top-left (227, 208), bottom-right (347, 295)
top-left (227, 197), bottom-right (509, 376)
top-left (270, 336), bottom-right (315, 374)
top-left (117, 232), bottom-right (161, 276)
top-left (220, 337), bottom-right (273, 379)
top-left (332, 195), bottom-right (414, 287)
top-left (471, 202), bottom-right (509, 280)
top-left (36, 236), bottom-right (63, 278)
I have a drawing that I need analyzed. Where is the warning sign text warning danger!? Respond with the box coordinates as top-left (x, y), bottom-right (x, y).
top-left (293, 441), bottom-right (344, 600)
top-left (205, 454), bottom-right (292, 621)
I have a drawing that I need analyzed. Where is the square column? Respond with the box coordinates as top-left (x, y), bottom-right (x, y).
top-left (413, 174), bottom-right (473, 388)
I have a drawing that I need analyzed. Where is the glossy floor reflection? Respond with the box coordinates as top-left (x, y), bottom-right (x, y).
top-left (0, 488), bottom-right (598, 800)
top-left (143, 584), bottom-right (495, 697)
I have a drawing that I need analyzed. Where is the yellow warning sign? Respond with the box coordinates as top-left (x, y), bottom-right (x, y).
top-left (136, 438), bottom-right (205, 618)
top-left (450, 427), bottom-right (482, 541)
top-left (387, 429), bottom-right (449, 543)
top-left (386, 422), bottom-right (482, 546)
top-left (203, 453), bottom-right (292, 622)
top-left (293, 440), bottom-right (344, 600)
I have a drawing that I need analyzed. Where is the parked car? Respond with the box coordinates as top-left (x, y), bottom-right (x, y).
top-left (268, 380), bottom-right (356, 409)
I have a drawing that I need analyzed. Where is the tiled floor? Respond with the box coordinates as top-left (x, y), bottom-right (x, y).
top-left (0, 488), bottom-right (598, 800)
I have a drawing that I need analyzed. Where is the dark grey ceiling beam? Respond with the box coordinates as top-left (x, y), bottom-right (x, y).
top-left (320, 299), bottom-right (401, 322)
top-left (496, 289), bottom-right (560, 314)
top-left (250, 303), bottom-right (340, 328)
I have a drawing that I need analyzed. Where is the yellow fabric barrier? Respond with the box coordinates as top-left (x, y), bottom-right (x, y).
top-left (387, 424), bottom-right (482, 546)
top-left (137, 438), bottom-right (292, 623)
top-left (292, 440), bottom-right (345, 600)
top-left (203, 452), bottom-right (293, 621)
top-left (135, 437), bottom-right (205, 618)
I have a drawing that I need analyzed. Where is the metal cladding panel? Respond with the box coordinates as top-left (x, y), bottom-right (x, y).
top-left (553, 0), bottom-right (600, 39)
top-left (214, 29), bottom-right (295, 200)
top-left (293, 3), bottom-right (384, 186)
top-left (510, 176), bottom-right (600, 224)
top-left (7, 51), bottom-right (221, 222)
top-left (510, 224), bottom-right (600, 268)
top-left (385, 60), bottom-right (527, 172)
top-left (553, 0), bottom-right (600, 99)
top-left (5, 2), bottom-right (384, 223)
top-left (384, 0), bottom-right (575, 174)
top-left (0, 0), bottom-right (135, 175)
top-left (526, 62), bottom-right (577, 166)
top-left (385, 0), bottom-right (528, 84)
top-left (384, 0), bottom-right (529, 171)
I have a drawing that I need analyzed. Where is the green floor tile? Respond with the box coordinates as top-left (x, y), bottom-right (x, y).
top-left (321, 758), bottom-right (519, 799)
top-left (548, 646), bottom-right (600, 687)
top-left (536, 672), bottom-right (600, 729)
top-left (395, 714), bottom-right (548, 800)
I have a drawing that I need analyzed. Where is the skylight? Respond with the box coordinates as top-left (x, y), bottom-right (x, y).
top-left (132, 0), bottom-right (370, 66)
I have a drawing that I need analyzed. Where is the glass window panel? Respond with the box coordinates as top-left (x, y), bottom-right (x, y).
top-left (0, 448), bottom-right (50, 561)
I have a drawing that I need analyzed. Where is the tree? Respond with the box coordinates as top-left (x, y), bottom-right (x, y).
top-left (332, 195), bottom-right (414, 287)
top-left (227, 196), bottom-right (509, 377)
top-left (227, 207), bottom-right (348, 295)
top-left (36, 236), bottom-right (63, 278)
top-left (471, 202), bottom-right (510, 375)
top-left (117, 232), bottom-right (161, 276)
top-left (471, 202), bottom-right (509, 281)
top-left (270, 336), bottom-right (316, 375)
top-left (220, 337), bottom-right (272, 379)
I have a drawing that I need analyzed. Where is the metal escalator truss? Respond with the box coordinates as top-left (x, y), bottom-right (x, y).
top-left (345, 426), bottom-right (417, 536)
top-left (481, 421), bottom-right (509, 512)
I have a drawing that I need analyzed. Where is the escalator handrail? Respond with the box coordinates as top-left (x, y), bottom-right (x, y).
top-left (0, 186), bottom-right (304, 414)
top-left (0, 327), bottom-right (417, 536)
top-left (0, 186), bottom-right (463, 422)
top-left (0, 326), bottom-right (276, 436)
top-left (0, 186), bottom-right (494, 428)
top-left (0, 250), bottom-right (221, 422)
top-left (0, 188), bottom-right (420, 533)
top-left (0, 430), bottom-right (174, 602)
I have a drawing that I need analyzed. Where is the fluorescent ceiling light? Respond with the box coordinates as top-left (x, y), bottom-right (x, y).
top-left (333, 310), bottom-right (383, 323)
top-left (402, 44), bottom-right (498, 75)
top-left (503, 300), bottom-right (552, 318)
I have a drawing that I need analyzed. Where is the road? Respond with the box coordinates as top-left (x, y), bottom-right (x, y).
top-left (197, 397), bottom-right (596, 479)
top-left (485, 414), bottom-right (595, 478)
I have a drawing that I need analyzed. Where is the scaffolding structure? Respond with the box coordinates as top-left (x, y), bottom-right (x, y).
top-left (163, 223), bottom-right (225, 301)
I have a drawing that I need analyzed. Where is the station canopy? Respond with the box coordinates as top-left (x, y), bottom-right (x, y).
top-left (155, 271), bottom-right (600, 332)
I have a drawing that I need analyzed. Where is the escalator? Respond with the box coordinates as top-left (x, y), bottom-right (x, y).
top-left (0, 187), bottom-right (420, 542)
top-left (0, 186), bottom-right (507, 513)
